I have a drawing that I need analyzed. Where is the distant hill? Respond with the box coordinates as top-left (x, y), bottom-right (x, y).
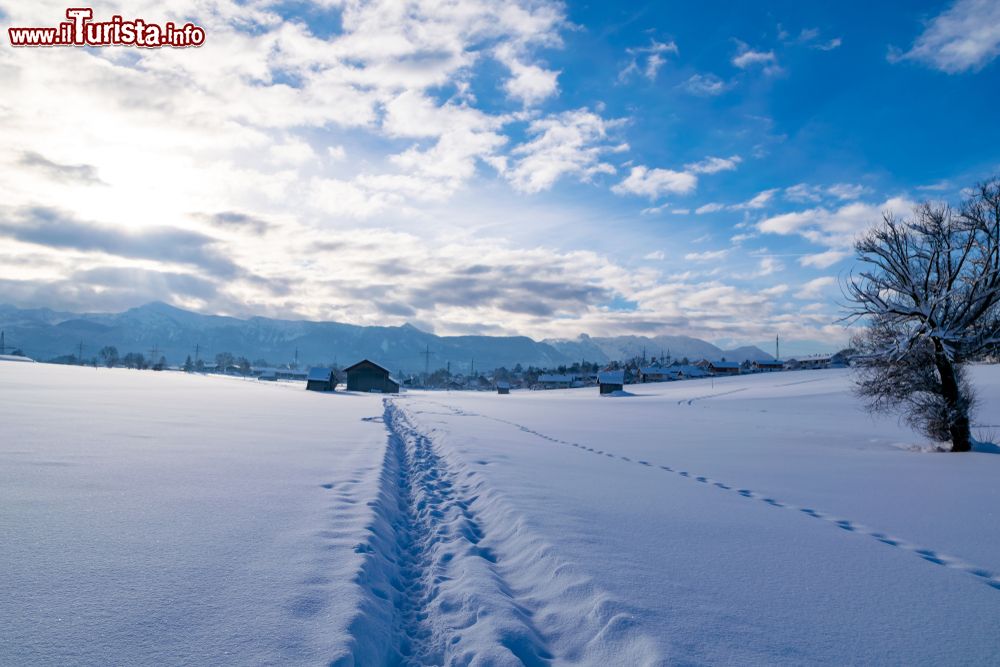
top-left (0, 302), bottom-right (772, 372)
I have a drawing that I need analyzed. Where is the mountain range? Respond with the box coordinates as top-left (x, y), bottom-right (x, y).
top-left (0, 302), bottom-right (773, 372)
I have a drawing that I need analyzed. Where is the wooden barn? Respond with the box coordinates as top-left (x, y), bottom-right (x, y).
top-left (344, 359), bottom-right (400, 394)
top-left (496, 381), bottom-right (510, 395)
top-left (598, 370), bottom-right (625, 394)
top-left (305, 367), bottom-right (336, 392)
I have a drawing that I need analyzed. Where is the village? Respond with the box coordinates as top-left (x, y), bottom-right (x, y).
top-left (234, 348), bottom-right (855, 395)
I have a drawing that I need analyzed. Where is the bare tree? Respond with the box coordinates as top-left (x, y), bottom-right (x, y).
top-left (844, 179), bottom-right (1000, 452)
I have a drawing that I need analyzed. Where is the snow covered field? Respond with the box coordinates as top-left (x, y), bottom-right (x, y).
top-left (3, 361), bottom-right (1000, 665)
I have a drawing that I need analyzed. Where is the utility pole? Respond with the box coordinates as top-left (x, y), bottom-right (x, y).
top-left (78, 340), bottom-right (84, 364)
top-left (471, 358), bottom-right (475, 376)
top-left (0, 330), bottom-right (5, 355)
top-left (776, 333), bottom-right (780, 360)
top-left (424, 344), bottom-right (430, 378)
top-left (195, 343), bottom-right (200, 362)
top-left (294, 347), bottom-right (299, 369)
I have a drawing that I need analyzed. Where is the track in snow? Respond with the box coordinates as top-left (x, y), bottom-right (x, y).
top-left (415, 398), bottom-right (1000, 594)
top-left (343, 400), bottom-right (553, 665)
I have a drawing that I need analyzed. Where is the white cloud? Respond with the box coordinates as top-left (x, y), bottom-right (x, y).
top-left (495, 43), bottom-right (561, 105)
top-left (758, 197), bottom-right (917, 257)
top-left (732, 43), bottom-right (781, 74)
top-left (826, 183), bottom-right (866, 200)
top-left (684, 155), bottom-right (742, 174)
top-left (891, 0), bottom-right (1000, 73)
top-left (796, 276), bottom-right (836, 299)
top-left (619, 39), bottom-right (679, 82)
top-left (695, 203), bottom-right (726, 215)
top-left (739, 188), bottom-right (778, 209)
top-left (699, 188), bottom-right (778, 214)
top-left (785, 182), bottom-right (867, 203)
top-left (612, 166), bottom-right (697, 200)
top-left (685, 249), bottom-right (730, 262)
top-left (799, 250), bottom-right (851, 269)
top-left (505, 108), bottom-right (626, 193)
top-left (643, 250), bottom-right (665, 260)
top-left (680, 73), bottom-right (730, 96)
top-left (796, 28), bottom-right (842, 51)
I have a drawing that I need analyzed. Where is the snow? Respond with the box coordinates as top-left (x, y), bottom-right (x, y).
top-left (0, 363), bottom-right (388, 664)
top-left (3, 362), bottom-right (1000, 664)
top-left (0, 354), bottom-right (34, 362)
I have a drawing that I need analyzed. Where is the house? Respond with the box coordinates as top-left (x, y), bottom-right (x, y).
top-left (753, 359), bottom-right (785, 372)
top-left (598, 370), bottom-right (625, 394)
top-left (305, 367), bottom-right (336, 392)
top-left (786, 353), bottom-right (849, 370)
top-left (670, 364), bottom-right (709, 379)
top-left (258, 370), bottom-right (278, 381)
top-left (707, 360), bottom-right (741, 375)
top-left (638, 365), bottom-right (673, 383)
top-left (496, 380), bottom-right (510, 395)
top-left (344, 359), bottom-right (400, 393)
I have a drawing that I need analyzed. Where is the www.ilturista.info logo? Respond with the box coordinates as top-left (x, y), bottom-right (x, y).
top-left (8, 8), bottom-right (205, 48)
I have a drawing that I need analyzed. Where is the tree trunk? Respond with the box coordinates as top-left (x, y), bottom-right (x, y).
top-left (934, 341), bottom-right (972, 452)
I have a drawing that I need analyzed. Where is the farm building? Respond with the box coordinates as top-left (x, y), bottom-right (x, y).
top-left (496, 381), bottom-right (510, 395)
top-left (786, 351), bottom-right (851, 370)
top-left (707, 360), bottom-right (741, 375)
top-left (598, 370), bottom-right (625, 394)
top-left (638, 365), bottom-right (673, 383)
top-left (305, 367), bottom-right (336, 392)
top-left (536, 374), bottom-right (579, 389)
top-left (753, 359), bottom-right (785, 372)
top-left (344, 359), bottom-right (400, 393)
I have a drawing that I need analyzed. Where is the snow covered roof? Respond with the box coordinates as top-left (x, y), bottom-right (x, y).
top-left (709, 360), bottom-right (740, 369)
top-left (598, 370), bottom-right (624, 384)
top-left (640, 366), bottom-right (670, 375)
top-left (789, 354), bottom-right (834, 362)
top-left (306, 367), bottom-right (333, 381)
top-left (0, 354), bottom-right (34, 363)
top-left (496, 381), bottom-right (511, 389)
top-left (673, 365), bottom-right (708, 376)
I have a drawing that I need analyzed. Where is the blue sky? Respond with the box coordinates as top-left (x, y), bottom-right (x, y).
top-left (1, 0), bottom-right (998, 354)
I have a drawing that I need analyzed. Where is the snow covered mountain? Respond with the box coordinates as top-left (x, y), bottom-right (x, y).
top-left (0, 302), bottom-right (771, 371)
top-left (544, 333), bottom-right (775, 364)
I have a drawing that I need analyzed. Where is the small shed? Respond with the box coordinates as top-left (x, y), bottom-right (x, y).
top-left (306, 367), bottom-right (336, 391)
top-left (598, 370), bottom-right (625, 394)
top-left (496, 380), bottom-right (510, 395)
top-left (753, 359), bottom-right (784, 372)
top-left (344, 359), bottom-right (400, 394)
